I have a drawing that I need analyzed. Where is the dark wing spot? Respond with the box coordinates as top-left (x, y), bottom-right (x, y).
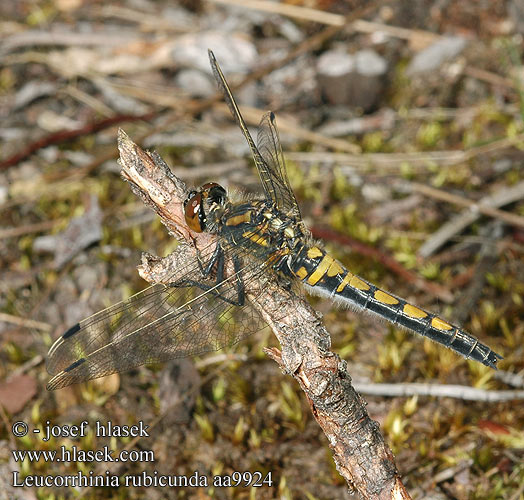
top-left (62, 323), bottom-right (81, 339)
top-left (64, 358), bottom-right (86, 372)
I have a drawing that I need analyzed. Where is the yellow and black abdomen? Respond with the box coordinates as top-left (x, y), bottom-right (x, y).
top-left (288, 245), bottom-right (502, 369)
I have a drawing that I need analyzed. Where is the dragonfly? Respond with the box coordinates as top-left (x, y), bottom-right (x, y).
top-left (46, 50), bottom-right (502, 390)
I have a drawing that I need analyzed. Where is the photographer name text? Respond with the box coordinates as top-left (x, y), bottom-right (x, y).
top-left (33, 420), bottom-right (149, 441)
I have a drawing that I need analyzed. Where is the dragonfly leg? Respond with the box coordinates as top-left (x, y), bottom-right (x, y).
top-left (231, 254), bottom-right (245, 306)
top-left (198, 242), bottom-right (223, 277)
top-left (169, 248), bottom-right (246, 307)
top-left (203, 244), bottom-right (245, 306)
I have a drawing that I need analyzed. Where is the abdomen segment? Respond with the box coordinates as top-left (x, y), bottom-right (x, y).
top-left (288, 245), bottom-right (502, 368)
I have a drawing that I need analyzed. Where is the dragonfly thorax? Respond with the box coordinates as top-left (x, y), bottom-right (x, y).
top-left (206, 196), bottom-right (305, 262)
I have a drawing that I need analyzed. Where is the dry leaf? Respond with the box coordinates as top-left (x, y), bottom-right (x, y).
top-left (0, 375), bottom-right (37, 414)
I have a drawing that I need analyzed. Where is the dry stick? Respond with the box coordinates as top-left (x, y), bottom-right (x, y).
top-left (463, 66), bottom-right (517, 90)
top-left (418, 179), bottom-right (524, 257)
top-left (462, 131), bottom-right (524, 160)
top-left (493, 369), bottom-right (524, 389)
top-left (453, 221), bottom-right (503, 325)
top-left (9, 355), bottom-right (45, 380)
top-left (509, 482), bottom-right (524, 500)
top-left (0, 27), bottom-right (142, 55)
top-left (96, 5), bottom-right (188, 32)
top-left (407, 181), bottom-right (524, 231)
top-left (0, 219), bottom-right (59, 239)
top-left (353, 382), bottom-right (524, 402)
top-left (287, 130), bottom-right (524, 171)
top-left (286, 150), bottom-right (465, 170)
top-left (209, 0), bottom-right (440, 47)
top-left (117, 130), bottom-right (411, 500)
top-left (63, 84), bottom-right (116, 117)
top-left (0, 312), bottom-right (51, 332)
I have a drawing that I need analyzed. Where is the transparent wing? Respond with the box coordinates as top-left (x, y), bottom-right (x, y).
top-left (256, 111), bottom-right (300, 218)
top-left (208, 50), bottom-right (300, 216)
top-left (46, 232), bottom-right (273, 390)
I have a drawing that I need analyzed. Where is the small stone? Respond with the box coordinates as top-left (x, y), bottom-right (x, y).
top-left (52, 195), bottom-right (103, 269)
top-left (352, 50), bottom-right (388, 111)
top-left (158, 359), bottom-right (201, 425)
top-left (407, 36), bottom-right (467, 76)
top-left (174, 68), bottom-right (215, 97)
top-left (171, 31), bottom-right (257, 74)
top-left (317, 49), bottom-right (387, 110)
top-left (0, 185), bottom-right (8, 205)
top-left (14, 81), bottom-right (57, 110)
top-left (317, 50), bottom-right (355, 106)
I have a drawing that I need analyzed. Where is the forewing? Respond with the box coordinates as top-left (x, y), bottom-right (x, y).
top-left (256, 111), bottom-right (301, 218)
top-left (208, 50), bottom-right (292, 212)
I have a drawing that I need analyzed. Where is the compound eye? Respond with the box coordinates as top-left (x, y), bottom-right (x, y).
top-left (183, 190), bottom-right (197, 209)
top-left (184, 193), bottom-right (204, 232)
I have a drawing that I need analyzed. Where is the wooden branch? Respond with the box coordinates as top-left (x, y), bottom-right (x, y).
top-left (117, 129), bottom-right (411, 500)
top-left (417, 179), bottom-right (524, 257)
top-left (408, 181), bottom-right (524, 230)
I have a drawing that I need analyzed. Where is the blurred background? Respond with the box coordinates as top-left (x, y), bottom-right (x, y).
top-left (1, 0), bottom-right (523, 498)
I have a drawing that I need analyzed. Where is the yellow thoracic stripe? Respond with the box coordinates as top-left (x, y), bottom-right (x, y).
top-left (307, 246), bottom-right (323, 259)
top-left (295, 266), bottom-right (308, 280)
top-left (226, 212), bottom-right (252, 226)
top-left (242, 230), bottom-right (269, 247)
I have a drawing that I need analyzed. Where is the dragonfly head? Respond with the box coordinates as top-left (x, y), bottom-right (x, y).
top-left (184, 182), bottom-right (227, 232)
